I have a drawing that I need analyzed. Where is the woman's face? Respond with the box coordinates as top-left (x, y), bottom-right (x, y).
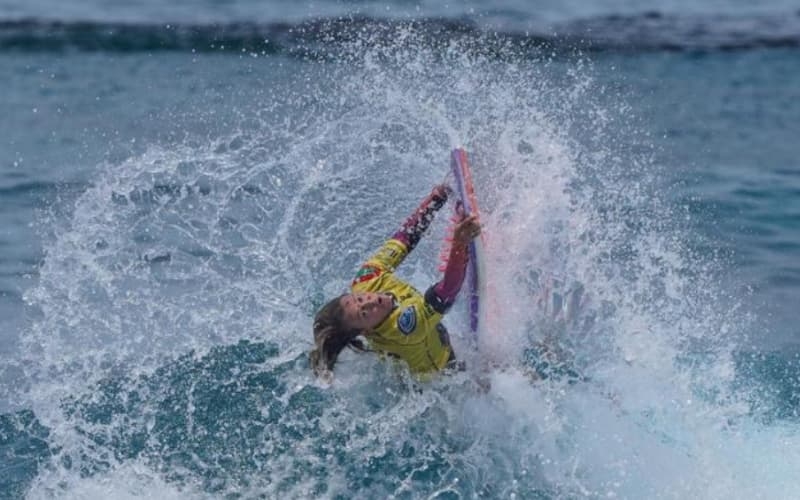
top-left (340, 292), bottom-right (394, 330)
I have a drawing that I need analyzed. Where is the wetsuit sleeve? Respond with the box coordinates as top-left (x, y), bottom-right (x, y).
top-left (391, 188), bottom-right (448, 253)
top-left (424, 238), bottom-right (469, 314)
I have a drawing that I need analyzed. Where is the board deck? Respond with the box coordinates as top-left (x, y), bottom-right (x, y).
top-left (449, 148), bottom-right (487, 343)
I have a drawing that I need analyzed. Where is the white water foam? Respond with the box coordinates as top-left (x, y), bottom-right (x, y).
top-left (18, 26), bottom-right (799, 499)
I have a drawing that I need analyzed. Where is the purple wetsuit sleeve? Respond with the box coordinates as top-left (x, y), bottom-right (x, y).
top-left (425, 240), bottom-right (469, 314)
top-left (391, 191), bottom-right (448, 251)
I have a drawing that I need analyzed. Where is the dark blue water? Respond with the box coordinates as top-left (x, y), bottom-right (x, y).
top-left (1, 1), bottom-right (799, 498)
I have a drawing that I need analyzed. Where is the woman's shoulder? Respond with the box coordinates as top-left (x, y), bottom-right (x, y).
top-left (353, 269), bottom-right (417, 297)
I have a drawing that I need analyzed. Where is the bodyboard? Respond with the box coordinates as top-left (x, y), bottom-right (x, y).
top-left (449, 148), bottom-right (488, 345)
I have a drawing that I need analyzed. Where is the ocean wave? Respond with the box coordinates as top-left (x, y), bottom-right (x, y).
top-left (0, 180), bottom-right (62, 197)
top-left (3, 343), bottom-right (799, 498)
top-left (3, 340), bottom-right (543, 498)
top-left (1, 13), bottom-right (799, 55)
top-left (0, 409), bottom-right (52, 499)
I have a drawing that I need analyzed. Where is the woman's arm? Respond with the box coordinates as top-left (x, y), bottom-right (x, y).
top-left (425, 214), bottom-right (480, 314)
top-left (391, 185), bottom-right (449, 252)
top-left (353, 185), bottom-right (449, 287)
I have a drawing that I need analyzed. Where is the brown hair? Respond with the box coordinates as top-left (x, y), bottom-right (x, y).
top-left (309, 295), bottom-right (369, 378)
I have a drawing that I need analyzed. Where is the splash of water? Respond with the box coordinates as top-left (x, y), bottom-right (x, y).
top-left (14, 23), bottom-right (797, 499)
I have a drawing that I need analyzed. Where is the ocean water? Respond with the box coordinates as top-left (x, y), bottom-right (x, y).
top-left (1, 1), bottom-right (799, 499)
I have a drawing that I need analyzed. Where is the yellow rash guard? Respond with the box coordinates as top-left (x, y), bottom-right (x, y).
top-left (351, 238), bottom-right (452, 374)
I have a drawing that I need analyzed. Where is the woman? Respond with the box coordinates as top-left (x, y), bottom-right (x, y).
top-left (310, 184), bottom-right (481, 379)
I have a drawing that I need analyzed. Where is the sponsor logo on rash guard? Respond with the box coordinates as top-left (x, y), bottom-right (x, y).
top-left (352, 266), bottom-right (382, 284)
top-left (397, 306), bottom-right (417, 335)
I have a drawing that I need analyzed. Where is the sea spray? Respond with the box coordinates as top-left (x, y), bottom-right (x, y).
top-left (12, 22), bottom-right (794, 499)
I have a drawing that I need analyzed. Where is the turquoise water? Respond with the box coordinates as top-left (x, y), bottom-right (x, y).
top-left (1, 2), bottom-right (799, 498)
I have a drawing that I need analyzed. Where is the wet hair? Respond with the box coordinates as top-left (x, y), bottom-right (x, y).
top-left (309, 295), bottom-right (369, 378)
